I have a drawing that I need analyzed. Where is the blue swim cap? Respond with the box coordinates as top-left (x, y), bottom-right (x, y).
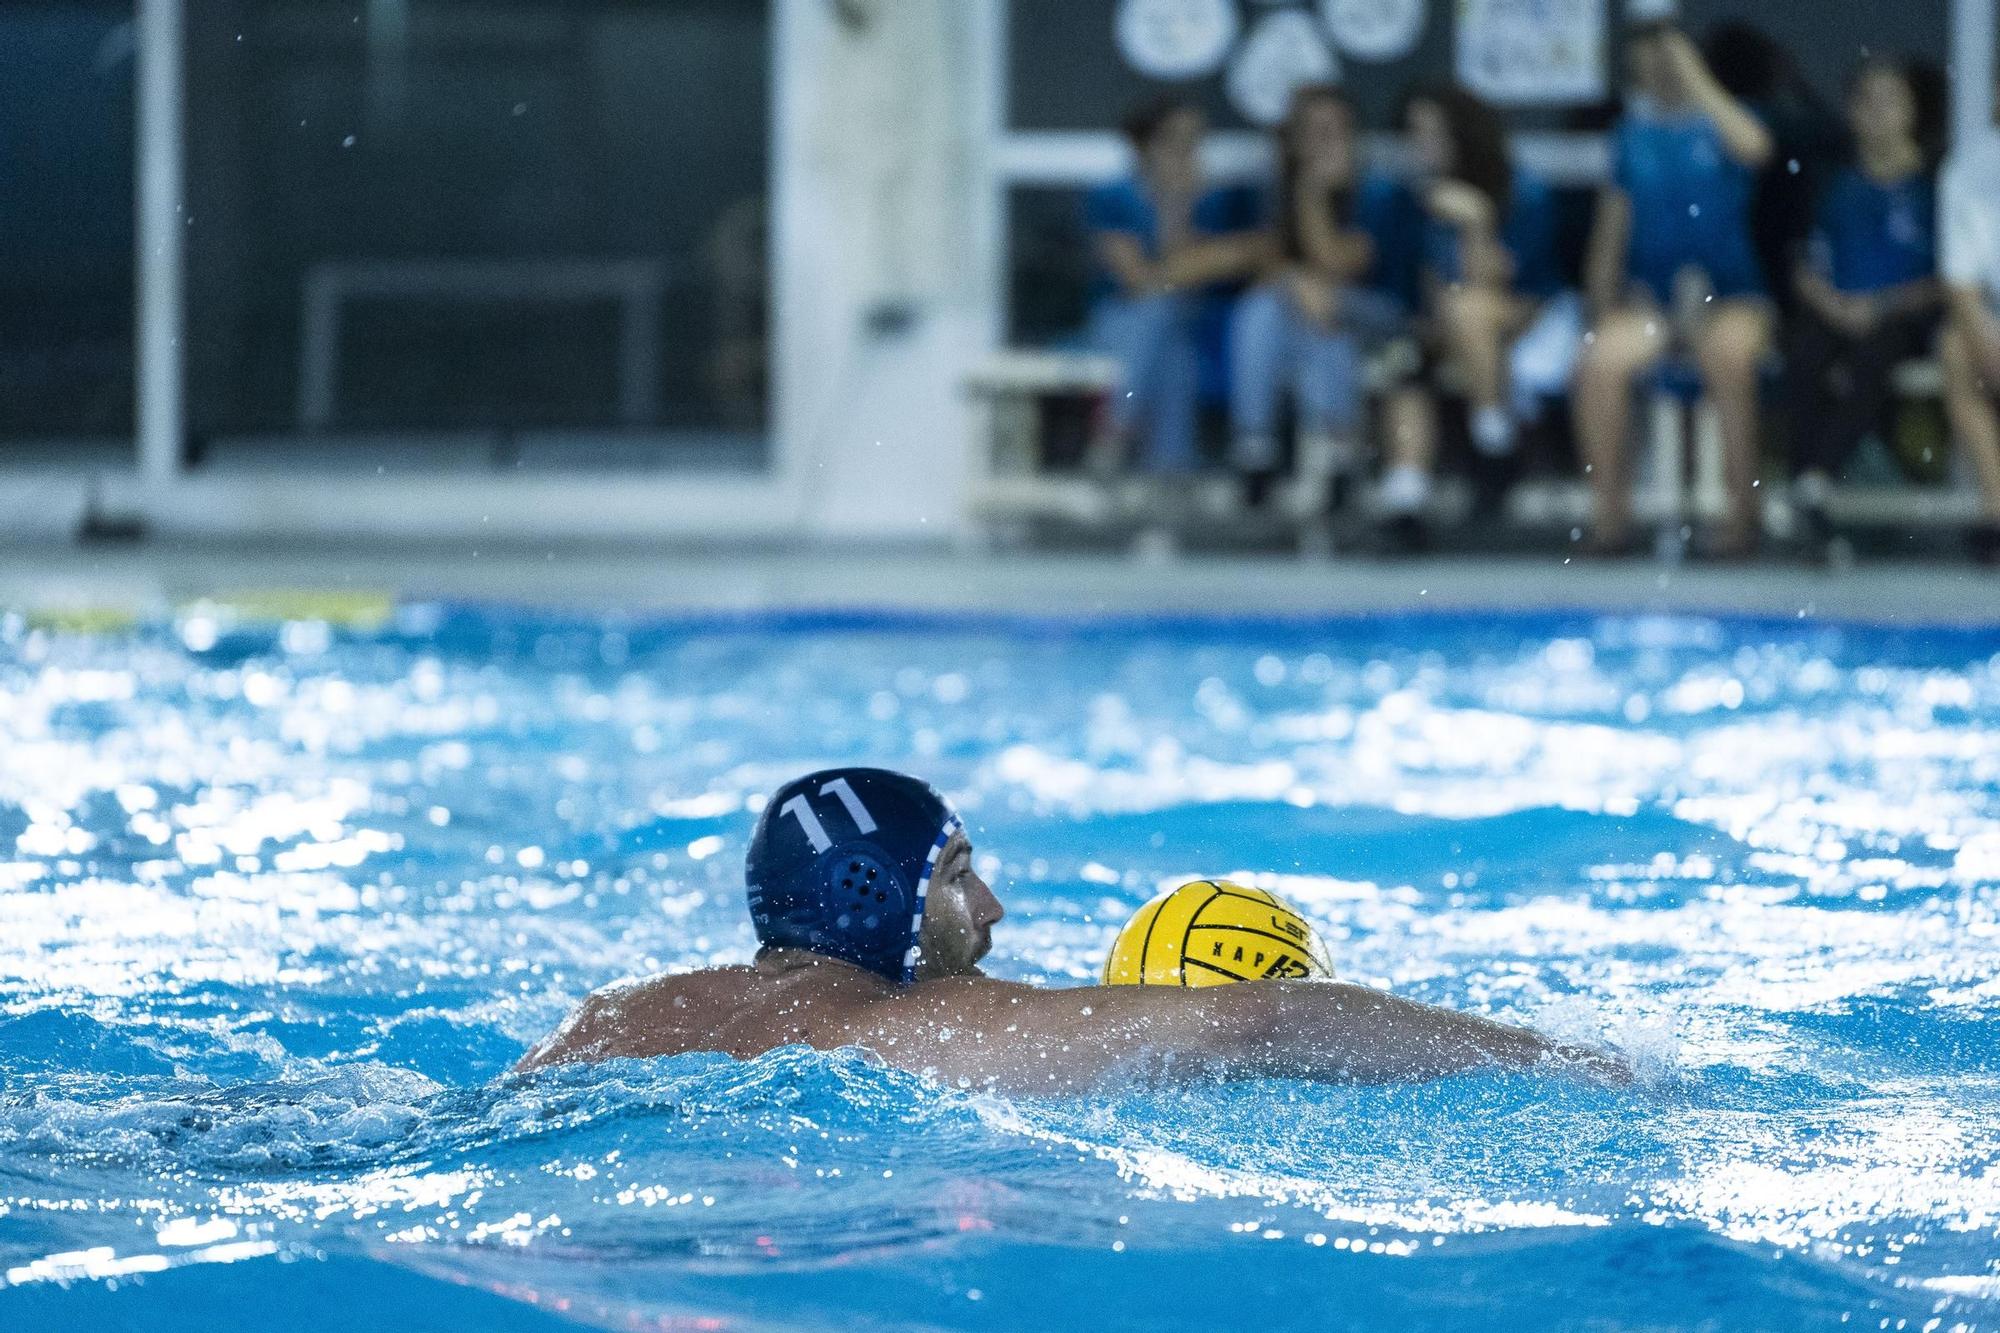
top-left (745, 768), bottom-right (962, 984)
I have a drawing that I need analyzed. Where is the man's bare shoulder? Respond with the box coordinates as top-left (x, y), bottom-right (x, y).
top-left (514, 958), bottom-right (904, 1072)
top-left (513, 956), bottom-right (1150, 1078)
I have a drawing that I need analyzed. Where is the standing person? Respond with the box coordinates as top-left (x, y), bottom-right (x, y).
top-left (1938, 123), bottom-right (2000, 562)
top-left (1228, 83), bottom-right (1400, 510)
top-left (1783, 59), bottom-right (1941, 555)
top-left (1372, 85), bottom-right (1580, 551)
top-left (1084, 99), bottom-right (1268, 474)
top-left (1572, 23), bottom-right (1774, 558)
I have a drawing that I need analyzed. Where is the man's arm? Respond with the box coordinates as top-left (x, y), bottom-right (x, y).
top-left (513, 979), bottom-right (677, 1072)
top-left (824, 977), bottom-right (1628, 1095)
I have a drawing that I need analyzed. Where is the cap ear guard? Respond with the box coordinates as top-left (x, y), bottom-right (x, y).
top-left (900, 812), bottom-right (964, 980)
top-left (745, 768), bottom-right (958, 983)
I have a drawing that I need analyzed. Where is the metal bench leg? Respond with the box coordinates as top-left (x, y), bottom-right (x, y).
top-left (1692, 399), bottom-right (1727, 523)
top-left (1644, 390), bottom-right (1685, 540)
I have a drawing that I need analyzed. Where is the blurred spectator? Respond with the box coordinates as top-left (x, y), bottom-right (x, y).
top-left (1084, 99), bottom-right (1266, 473)
top-left (1783, 59), bottom-right (1940, 556)
top-left (1372, 85), bottom-right (1581, 551)
top-left (1938, 123), bottom-right (2000, 561)
top-left (1229, 84), bottom-right (1401, 509)
top-left (1573, 23), bottom-right (1774, 558)
top-left (1701, 21), bottom-right (1844, 317)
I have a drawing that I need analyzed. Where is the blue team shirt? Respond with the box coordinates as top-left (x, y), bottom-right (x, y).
top-left (1082, 176), bottom-right (1263, 402)
top-left (1082, 177), bottom-right (1264, 304)
top-left (1613, 105), bottom-right (1765, 301)
top-left (1810, 166), bottom-right (1935, 294)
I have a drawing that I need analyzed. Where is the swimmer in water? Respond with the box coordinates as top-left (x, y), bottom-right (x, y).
top-left (516, 768), bottom-right (1630, 1092)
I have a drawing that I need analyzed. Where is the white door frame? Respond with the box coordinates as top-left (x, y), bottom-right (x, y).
top-left (1954, 0), bottom-right (1998, 149)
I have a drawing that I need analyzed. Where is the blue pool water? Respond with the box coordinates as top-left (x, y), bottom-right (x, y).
top-left (1, 604), bottom-right (1997, 1331)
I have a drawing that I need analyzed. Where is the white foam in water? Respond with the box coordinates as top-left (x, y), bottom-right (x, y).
top-left (1602, 1015), bottom-right (1684, 1087)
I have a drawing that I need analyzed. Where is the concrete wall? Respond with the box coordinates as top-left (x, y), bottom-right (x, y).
top-left (774, 0), bottom-right (991, 539)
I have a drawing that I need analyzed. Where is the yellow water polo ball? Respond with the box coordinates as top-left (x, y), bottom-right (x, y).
top-left (1103, 880), bottom-right (1334, 987)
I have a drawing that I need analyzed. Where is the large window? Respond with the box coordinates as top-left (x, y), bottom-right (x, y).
top-left (183, 0), bottom-right (770, 468)
top-left (0, 4), bottom-right (135, 454)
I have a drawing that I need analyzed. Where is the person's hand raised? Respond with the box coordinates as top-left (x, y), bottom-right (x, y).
top-left (1659, 29), bottom-right (1714, 95)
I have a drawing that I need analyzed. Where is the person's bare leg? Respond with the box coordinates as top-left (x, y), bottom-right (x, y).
top-left (1374, 385), bottom-right (1438, 541)
top-left (1439, 285), bottom-right (1520, 459)
top-left (1942, 322), bottom-right (2000, 520)
top-left (1382, 386), bottom-right (1437, 472)
top-left (1439, 286), bottom-right (1507, 411)
top-left (1693, 301), bottom-right (1772, 552)
top-left (1571, 309), bottom-right (1667, 548)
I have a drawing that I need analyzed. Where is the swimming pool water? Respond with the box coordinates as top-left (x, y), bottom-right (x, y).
top-left (1, 604), bottom-right (1996, 1331)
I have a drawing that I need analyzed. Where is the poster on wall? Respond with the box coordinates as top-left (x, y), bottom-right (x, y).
top-left (1456, 0), bottom-right (1605, 104)
top-left (1227, 9), bottom-right (1339, 125)
top-left (1319, 0), bottom-right (1426, 63)
top-left (1114, 0), bottom-right (1240, 80)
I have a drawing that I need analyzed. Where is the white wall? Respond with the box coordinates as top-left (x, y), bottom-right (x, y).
top-left (1953, 0), bottom-right (1998, 149)
top-left (773, 0), bottom-right (991, 540)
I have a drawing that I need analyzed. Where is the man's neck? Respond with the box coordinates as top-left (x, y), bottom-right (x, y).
top-left (753, 948), bottom-right (889, 983)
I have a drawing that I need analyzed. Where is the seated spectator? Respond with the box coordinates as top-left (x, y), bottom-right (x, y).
top-left (1229, 83), bottom-right (1403, 510)
top-left (1939, 122), bottom-right (2000, 562)
top-left (1784, 58), bottom-right (1941, 555)
top-left (1573, 22), bottom-right (1774, 558)
top-left (1085, 98), bottom-right (1268, 473)
top-left (1372, 85), bottom-right (1583, 551)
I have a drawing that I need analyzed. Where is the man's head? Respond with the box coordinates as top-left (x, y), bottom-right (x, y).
top-left (744, 768), bottom-right (1000, 983)
top-left (912, 825), bottom-right (1002, 980)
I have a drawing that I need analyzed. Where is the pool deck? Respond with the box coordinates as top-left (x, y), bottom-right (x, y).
top-left (1, 540), bottom-right (1995, 627)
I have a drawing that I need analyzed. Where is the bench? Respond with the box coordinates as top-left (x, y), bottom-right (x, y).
top-left (962, 347), bottom-right (1971, 547)
top-left (962, 350), bottom-right (1121, 534)
top-left (1641, 357), bottom-right (1962, 538)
